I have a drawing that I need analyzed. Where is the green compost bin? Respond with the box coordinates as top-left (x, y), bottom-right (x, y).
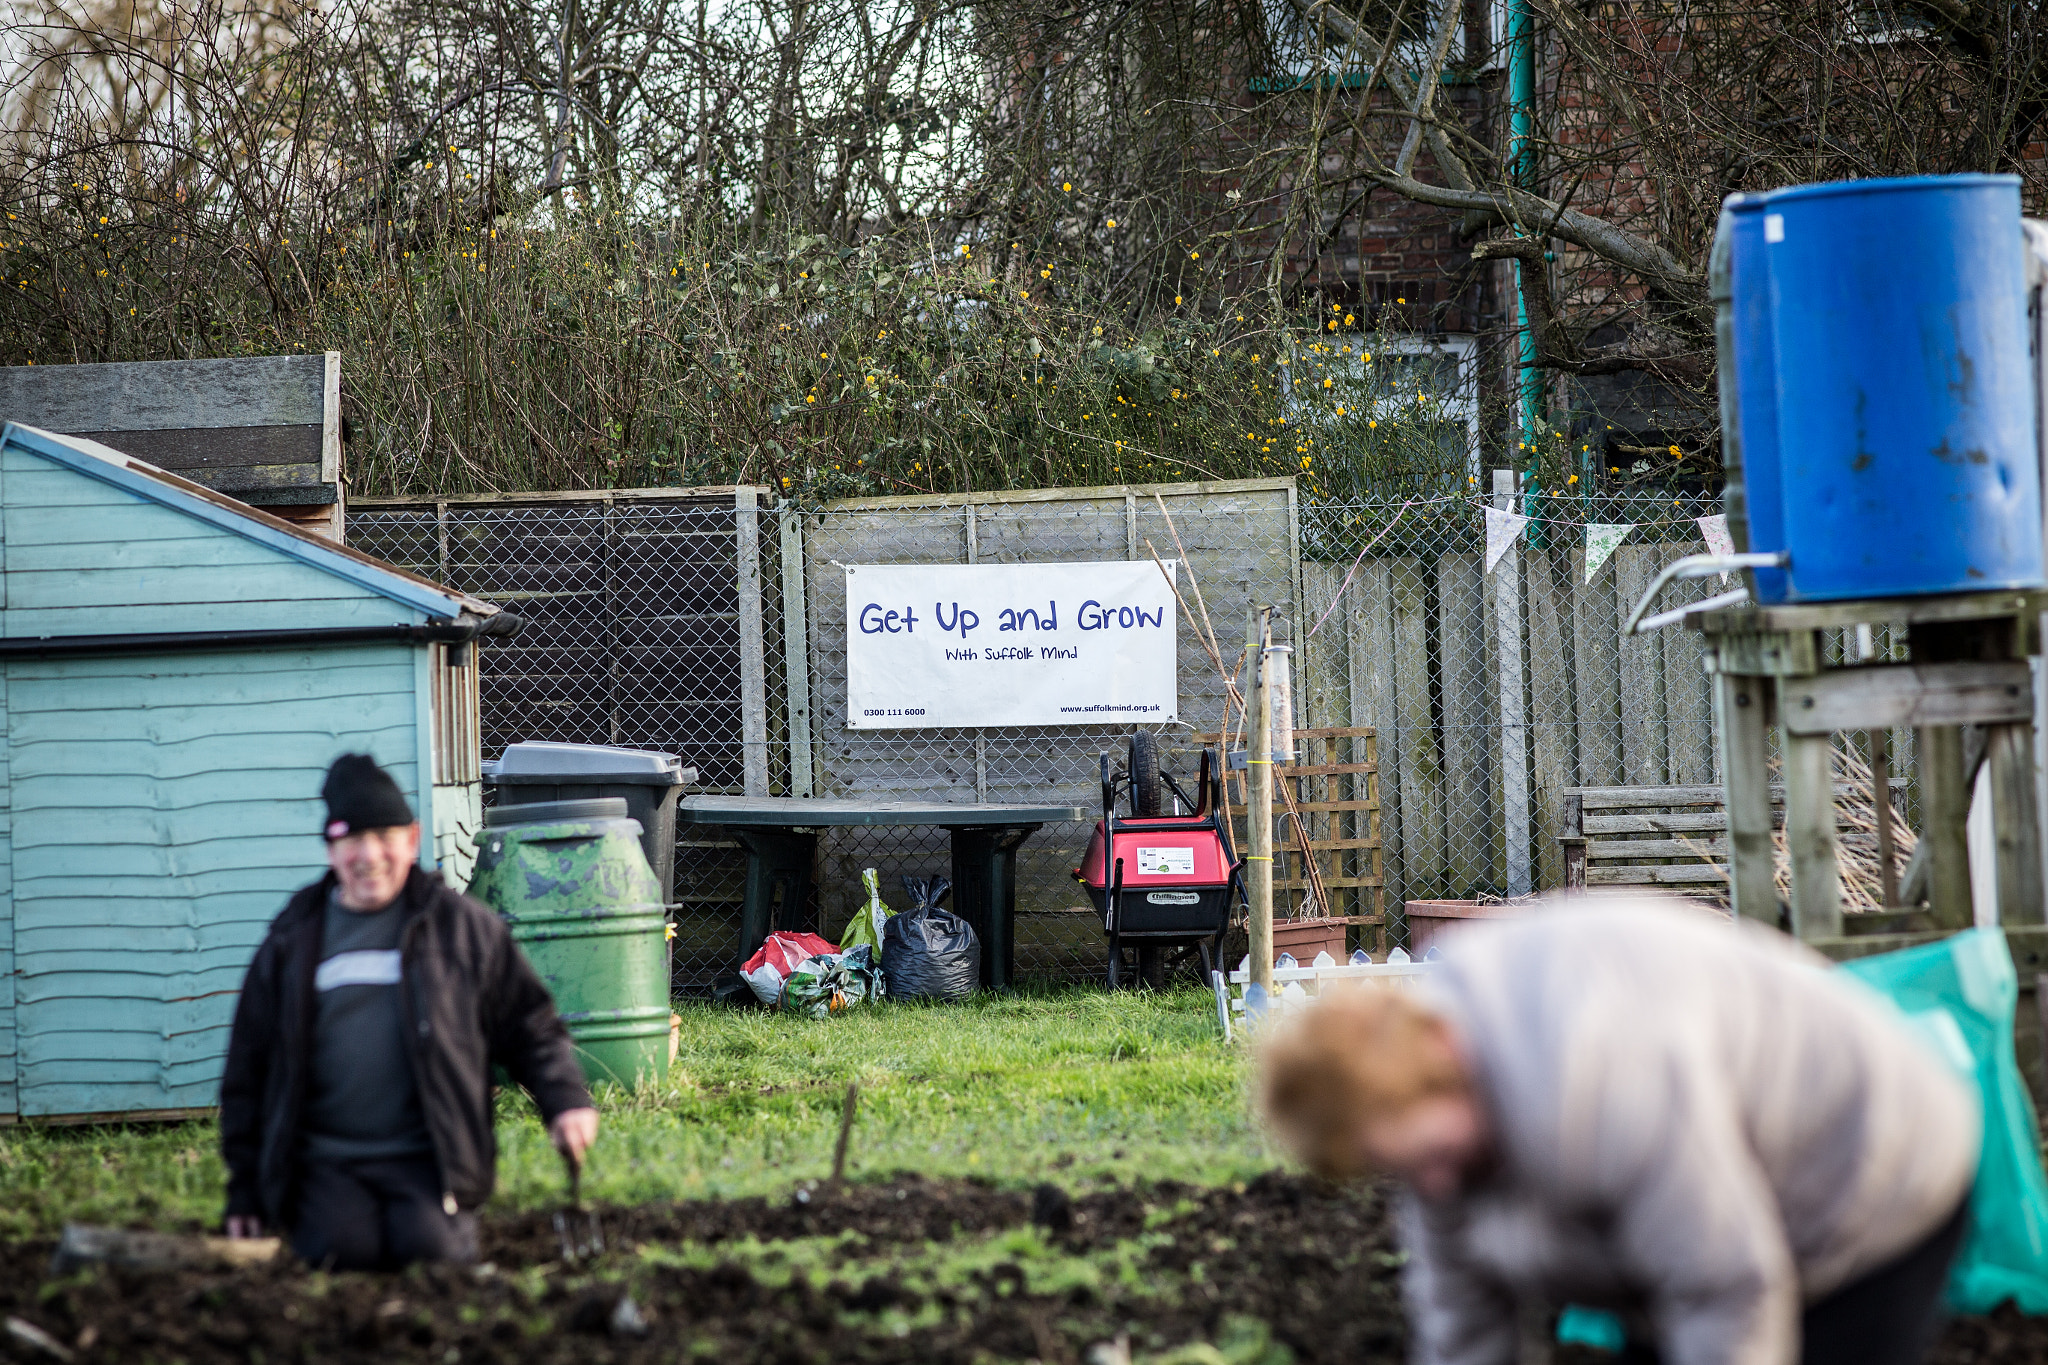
top-left (469, 797), bottom-right (671, 1089)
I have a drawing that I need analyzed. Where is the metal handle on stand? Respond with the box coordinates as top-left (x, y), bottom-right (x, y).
top-left (1622, 552), bottom-right (1789, 636)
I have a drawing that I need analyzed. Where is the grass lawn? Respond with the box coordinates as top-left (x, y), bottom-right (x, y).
top-left (0, 987), bottom-right (1270, 1240)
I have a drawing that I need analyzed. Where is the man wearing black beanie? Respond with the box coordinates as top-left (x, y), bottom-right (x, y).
top-left (218, 753), bottom-right (598, 1270)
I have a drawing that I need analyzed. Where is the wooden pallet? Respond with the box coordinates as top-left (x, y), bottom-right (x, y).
top-left (1559, 783), bottom-right (1861, 895)
top-left (1189, 727), bottom-right (1387, 952)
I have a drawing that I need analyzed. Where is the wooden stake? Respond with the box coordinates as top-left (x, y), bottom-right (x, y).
top-left (1250, 607), bottom-right (1275, 992)
top-left (1870, 728), bottom-right (1898, 908)
top-left (830, 1081), bottom-right (860, 1185)
top-left (1922, 724), bottom-right (1974, 929)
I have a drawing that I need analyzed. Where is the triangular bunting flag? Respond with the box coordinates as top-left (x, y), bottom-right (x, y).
top-left (1584, 522), bottom-right (1635, 582)
top-left (1483, 506), bottom-right (1529, 575)
top-left (1697, 513), bottom-right (1734, 582)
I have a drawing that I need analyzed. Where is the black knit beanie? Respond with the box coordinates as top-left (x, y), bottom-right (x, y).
top-left (322, 753), bottom-right (415, 840)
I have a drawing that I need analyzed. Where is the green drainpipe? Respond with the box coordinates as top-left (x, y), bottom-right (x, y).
top-left (1508, 0), bottom-right (1542, 525)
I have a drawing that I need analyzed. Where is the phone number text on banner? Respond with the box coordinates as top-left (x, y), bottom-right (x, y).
top-left (843, 560), bottom-right (1180, 729)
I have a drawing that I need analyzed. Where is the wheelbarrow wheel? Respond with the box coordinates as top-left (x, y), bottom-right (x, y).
top-left (1137, 945), bottom-right (1168, 990)
top-left (1129, 731), bottom-right (1162, 817)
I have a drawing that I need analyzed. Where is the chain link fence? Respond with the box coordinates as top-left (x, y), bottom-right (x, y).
top-left (350, 481), bottom-right (1920, 994)
top-left (349, 489), bottom-right (789, 992)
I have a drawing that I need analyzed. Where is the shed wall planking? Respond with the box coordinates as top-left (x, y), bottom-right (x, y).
top-left (0, 441), bottom-right (432, 637)
top-left (0, 658), bottom-right (13, 1119)
top-left (6, 643), bottom-right (422, 1118)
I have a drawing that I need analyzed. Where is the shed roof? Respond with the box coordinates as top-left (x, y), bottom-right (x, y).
top-left (1, 422), bottom-right (494, 621)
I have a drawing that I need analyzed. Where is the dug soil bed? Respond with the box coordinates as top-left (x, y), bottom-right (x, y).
top-left (2, 1175), bottom-right (2044, 1364)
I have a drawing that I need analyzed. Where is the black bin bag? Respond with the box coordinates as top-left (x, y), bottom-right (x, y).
top-left (881, 876), bottom-right (980, 1001)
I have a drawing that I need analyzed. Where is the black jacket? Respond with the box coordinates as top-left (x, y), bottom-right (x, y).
top-left (220, 867), bottom-right (592, 1225)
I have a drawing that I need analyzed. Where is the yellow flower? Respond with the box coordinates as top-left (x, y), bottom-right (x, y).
top-left (1327, 320), bottom-right (1337, 331)
top-left (1369, 420), bottom-right (1378, 428)
top-left (1668, 444), bottom-right (1683, 458)
top-left (1251, 354), bottom-right (1260, 362)
top-left (1610, 466), bottom-right (1620, 473)
top-left (1093, 326), bottom-right (1103, 335)
top-left (1322, 378), bottom-right (1332, 388)
top-left (1568, 474), bottom-right (1578, 483)
top-left (1021, 290), bottom-right (1030, 298)
top-left (1190, 251), bottom-right (1199, 259)
top-left (1175, 295), bottom-right (1182, 305)
top-left (1040, 268), bottom-right (1051, 278)
top-left (1396, 297), bottom-right (1406, 304)
top-left (1062, 182), bottom-right (1072, 191)
top-left (1106, 219), bottom-right (1116, 228)
top-left (806, 395), bottom-right (816, 403)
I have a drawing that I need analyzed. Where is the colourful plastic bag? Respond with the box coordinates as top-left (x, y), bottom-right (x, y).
top-left (739, 930), bottom-right (840, 1006)
top-left (1841, 927), bottom-right (2048, 1313)
top-left (780, 943), bottom-right (885, 1017)
top-left (840, 868), bottom-right (895, 955)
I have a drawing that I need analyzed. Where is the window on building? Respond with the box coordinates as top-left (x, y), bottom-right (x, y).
top-left (1263, 0), bottom-right (1468, 79)
top-left (1280, 333), bottom-right (1481, 486)
top-left (1847, 0), bottom-right (1936, 41)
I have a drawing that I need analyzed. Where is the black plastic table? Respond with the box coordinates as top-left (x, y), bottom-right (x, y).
top-left (677, 796), bottom-right (1087, 991)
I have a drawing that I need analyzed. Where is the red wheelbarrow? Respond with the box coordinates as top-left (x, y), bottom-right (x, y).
top-left (1075, 734), bottom-right (1242, 989)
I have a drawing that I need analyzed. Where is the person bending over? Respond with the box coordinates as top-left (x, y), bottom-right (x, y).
top-left (220, 754), bottom-right (599, 1270)
top-left (1260, 900), bottom-right (1980, 1365)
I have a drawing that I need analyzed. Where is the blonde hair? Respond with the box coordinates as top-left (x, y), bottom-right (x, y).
top-left (1258, 986), bottom-right (1466, 1180)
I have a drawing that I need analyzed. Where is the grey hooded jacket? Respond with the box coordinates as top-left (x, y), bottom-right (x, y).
top-left (1400, 901), bottom-right (1979, 1365)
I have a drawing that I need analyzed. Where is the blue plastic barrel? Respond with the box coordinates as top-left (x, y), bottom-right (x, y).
top-left (1712, 195), bottom-right (1790, 603)
top-left (1762, 174), bottom-right (2041, 601)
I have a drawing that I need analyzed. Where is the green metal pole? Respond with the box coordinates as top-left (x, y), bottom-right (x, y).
top-left (1508, 0), bottom-right (1542, 517)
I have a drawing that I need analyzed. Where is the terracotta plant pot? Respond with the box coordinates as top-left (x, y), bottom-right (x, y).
top-left (1402, 900), bottom-right (1525, 956)
top-left (1272, 917), bottom-right (1349, 964)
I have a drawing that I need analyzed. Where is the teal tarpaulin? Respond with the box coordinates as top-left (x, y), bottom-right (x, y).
top-left (1842, 927), bottom-right (2048, 1314)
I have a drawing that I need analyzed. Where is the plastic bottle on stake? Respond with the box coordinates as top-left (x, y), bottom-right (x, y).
top-left (1266, 615), bottom-right (1295, 764)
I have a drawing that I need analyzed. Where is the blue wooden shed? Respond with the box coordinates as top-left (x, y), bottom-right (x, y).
top-left (0, 421), bottom-right (506, 1123)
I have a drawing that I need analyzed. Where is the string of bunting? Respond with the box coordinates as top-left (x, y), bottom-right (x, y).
top-left (1326, 488), bottom-right (1719, 533)
top-left (1481, 510), bottom-right (1732, 582)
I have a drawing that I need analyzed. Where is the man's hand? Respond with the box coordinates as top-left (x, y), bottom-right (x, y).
top-left (224, 1215), bottom-right (265, 1239)
top-left (550, 1107), bottom-right (600, 1163)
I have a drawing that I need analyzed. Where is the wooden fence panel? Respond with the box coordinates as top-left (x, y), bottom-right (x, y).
top-left (1614, 546), bottom-right (1668, 786)
top-left (1663, 570), bottom-right (1718, 785)
top-left (1526, 547), bottom-right (1576, 889)
top-left (1438, 552), bottom-right (1496, 894)
top-left (1571, 547), bottom-right (1624, 789)
top-left (1388, 559), bottom-right (1445, 898)
top-left (1349, 562), bottom-right (1405, 908)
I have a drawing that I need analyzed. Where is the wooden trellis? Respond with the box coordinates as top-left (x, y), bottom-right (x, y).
top-left (1196, 726), bottom-right (1386, 952)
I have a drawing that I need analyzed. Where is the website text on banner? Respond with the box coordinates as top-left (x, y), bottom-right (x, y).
top-left (844, 560), bottom-right (1180, 729)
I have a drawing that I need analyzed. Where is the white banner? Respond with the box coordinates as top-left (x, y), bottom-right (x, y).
top-left (844, 560), bottom-right (1179, 729)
